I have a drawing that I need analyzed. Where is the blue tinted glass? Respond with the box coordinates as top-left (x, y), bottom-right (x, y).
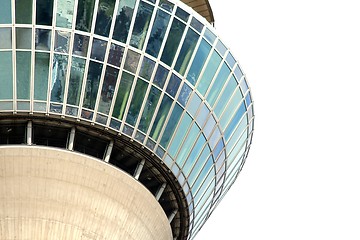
top-left (197, 51), bottom-right (222, 95)
top-left (204, 28), bottom-right (216, 44)
top-left (139, 57), bottom-right (155, 80)
top-left (190, 17), bottom-right (203, 33)
top-left (126, 79), bottom-right (148, 126)
top-left (159, 0), bottom-right (174, 12)
top-left (56, 0), bottom-right (75, 28)
top-left (187, 39), bottom-right (211, 85)
top-left (196, 104), bottom-right (210, 127)
top-left (166, 74), bottom-right (181, 97)
top-left (234, 65), bottom-right (243, 81)
top-left (213, 139), bottom-right (224, 160)
top-left (226, 52), bottom-right (236, 68)
top-left (0, 52), bottom-right (13, 99)
top-left (183, 134), bottom-right (206, 174)
top-left (76, 0), bottom-right (96, 32)
top-left (83, 61), bottom-right (103, 109)
top-left (0, 0), bottom-right (12, 24)
top-left (36, 0), bottom-right (54, 25)
top-left (153, 65), bottom-right (169, 89)
top-left (112, 72), bottom-right (134, 120)
top-left (16, 51), bottom-right (31, 100)
top-left (207, 63), bottom-right (231, 106)
top-left (175, 7), bottom-right (189, 22)
top-left (51, 54), bottom-right (68, 103)
top-left (224, 101), bottom-right (246, 140)
top-left (168, 113), bottom-right (192, 157)
top-left (176, 123), bottom-right (199, 166)
top-left (219, 88), bottom-right (244, 127)
top-left (130, 1), bottom-right (154, 49)
top-left (94, 0), bottom-right (116, 37)
top-left (91, 38), bottom-right (107, 61)
top-left (178, 83), bottom-right (192, 106)
top-left (245, 92), bottom-right (252, 107)
top-left (215, 39), bottom-right (227, 56)
top-left (150, 95), bottom-right (173, 140)
top-left (187, 93), bottom-right (201, 117)
top-left (160, 103), bottom-right (183, 148)
top-left (174, 29), bottom-right (199, 75)
top-left (214, 75), bottom-right (237, 117)
top-left (113, 0), bottom-right (136, 43)
top-left (34, 52), bottom-right (50, 101)
top-left (187, 145), bottom-right (210, 181)
top-left (138, 86), bottom-right (161, 133)
top-left (160, 18), bottom-right (186, 66)
top-left (145, 10), bottom-right (170, 58)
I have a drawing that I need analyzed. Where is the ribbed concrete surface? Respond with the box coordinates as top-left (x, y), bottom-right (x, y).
top-left (0, 146), bottom-right (172, 240)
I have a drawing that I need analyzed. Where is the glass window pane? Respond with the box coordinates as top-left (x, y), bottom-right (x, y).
top-left (16, 51), bottom-right (31, 100)
top-left (112, 72), bottom-right (134, 119)
top-left (175, 7), bottom-right (189, 22)
top-left (76, 0), bottom-right (96, 32)
top-left (126, 79), bottom-right (148, 126)
top-left (215, 39), bottom-right (227, 56)
top-left (51, 54), bottom-right (68, 103)
top-left (94, 0), bottom-right (116, 37)
top-left (183, 133), bottom-right (206, 174)
top-left (67, 57), bottom-right (86, 106)
top-left (98, 66), bottom-right (119, 114)
top-left (36, 0), bottom-right (54, 25)
top-left (150, 95), bottom-right (172, 140)
top-left (145, 9), bottom-right (170, 58)
top-left (176, 123), bottom-right (199, 166)
top-left (160, 18), bottom-right (186, 66)
top-left (54, 30), bottom-right (71, 53)
top-left (0, 28), bottom-right (12, 49)
top-left (168, 113), bottom-right (192, 157)
top-left (90, 38), bottom-right (107, 61)
top-left (178, 83), bottom-right (191, 106)
top-left (138, 86), bottom-right (161, 133)
top-left (35, 29), bottom-right (51, 50)
top-left (165, 74), bottom-right (181, 98)
top-left (153, 65), bottom-right (168, 89)
top-left (0, 52), bottom-right (13, 99)
top-left (174, 29), bottom-right (199, 75)
top-left (187, 93), bottom-right (201, 117)
top-left (159, 0), bottom-right (174, 13)
top-left (16, 28), bottom-right (32, 49)
top-left (34, 52), bottom-right (50, 101)
top-left (204, 28), bottom-right (216, 44)
top-left (108, 43), bottom-right (124, 67)
top-left (160, 103), bottom-right (182, 148)
top-left (224, 101), bottom-right (246, 140)
top-left (234, 65), bottom-right (243, 81)
top-left (220, 89), bottom-right (244, 128)
top-left (197, 51), bottom-right (221, 95)
top-left (190, 17), bottom-right (203, 33)
top-left (56, 0), bottom-right (75, 28)
top-left (207, 63), bottom-right (231, 106)
top-left (187, 145), bottom-right (210, 180)
top-left (124, 50), bottom-right (140, 73)
top-left (15, 0), bottom-right (32, 24)
top-left (188, 154), bottom-right (212, 187)
top-left (139, 57), bottom-right (155, 80)
top-left (73, 34), bottom-right (90, 57)
top-left (226, 52), bottom-right (236, 68)
top-left (83, 61), bottom-right (103, 109)
top-left (113, 0), bottom-right (136, 43)
top-left (186, 39), bottom-right (211, 85)
top-left (130, 1), bottom-right (154, 49)
top-left (196, 104), bottom-right (210, 127)
top-left (214, 75), bottom-right (237, 117)
top-left (0, 0), bottom-right (12, 24)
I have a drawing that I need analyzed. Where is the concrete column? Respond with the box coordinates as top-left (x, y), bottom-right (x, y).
top-left (68, 127), bottom-right (76, 151)
top-left (134, 159), bottom-right (146, 180)
top-left (26, 121), bottom-right (32, 145)
top-left (155, 183), bottom-right (167, 201)
top-left (104, 140), bottom-right (113, 163)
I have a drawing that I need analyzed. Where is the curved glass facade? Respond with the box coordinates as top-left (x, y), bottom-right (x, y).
top-left (0, 0), bottom-right (254, 238)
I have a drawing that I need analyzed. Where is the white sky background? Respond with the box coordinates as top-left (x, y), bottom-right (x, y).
top-left (197, 0), bottom-right (360, 239)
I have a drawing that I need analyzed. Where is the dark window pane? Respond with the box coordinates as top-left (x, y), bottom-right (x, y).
top-left (0, 52), bottom-right (13, 100)
top-left (178, 83), bottom-right (191, 106)
top-left (83, 61), bottom-right (103, 109)
top-left (36, 0), bottom-right (54, 25)
top-left (175, 7), bottom-right (189, 22)
top-left (126, 79), bottom-right (148, 126)
top-left (112, 72), bottom-right (134, 120)
top-left (166, 74), bottom-right (181, 97)
top-left (153, 65), bottom-right (168, 89)
top-left (16, 28), bottom-right (32, 49)
top-left (145, 9), bottom-right (170, 58)
top-left (34, 52), bottom-right (50, 101)
top-left (139, 57), bottom-right (155, 80)
top-left (74, 131), bottom-right (107, 158)
top-left (15, 0), bottom-right (32, 24)
top-left (51, 54), bottom-right (69, 103)
top-left (94, 0), bottom-right (116, 37)
top-left (90, 38), bottom-right (107, 61)
top-left (73, 34), bottom-right (90, 57)
top-left (108, 43), bottom-right (124, 67)
top-left (174, 29), bottom-right (199, 75)
top-left (150, 95), bottom-right (172, 140)
top-left (113, 0), bottom-right (136, 43)
top-left (33, 124), bottom-right (69, 148)
top-left (130, 1), bottom-right (154, 49)
top-left (67, 57), bottom-right (86, 106)
top-left (98, 66), bottom-right (119, 114)
top-left (124, 50), bottom-right (140, 73)
top-left (54, 30), bottom-right (71, 53)
top-left (138, 86), bottom-right (160, 133)
top-left (190, 17), bottom-right (203, 33)
top-left (159, 0), bottom-right (174, 12)
top-left (76, 0), bottom-right (96, 32)
top-left (35, 29), bottom-right (51, 51)
top-left (0, 124), bottom-right (26, 144)
top-left (160, 103), bottom-right (182, 148)
top-left (160, 18), bottom-right (186, 66)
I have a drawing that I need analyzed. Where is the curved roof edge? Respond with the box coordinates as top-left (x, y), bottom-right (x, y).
top-left (180, 0), bottom-right (215, 24)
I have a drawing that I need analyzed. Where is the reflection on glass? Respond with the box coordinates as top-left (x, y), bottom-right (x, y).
top-left (94, 0), bottom-right (116, 37)
top-left (187, 145), bottom-right (210, 178)
top-left (55, 30), bottom-right (71, 53)
top-left (73, 34), bottom-right (90, 57)
top-left (159, 0), bottom-right (174, 12)
top-left (138, 86), bottom-right (160, 133)
top-left (90, 38), bottom-right (107, 61)
top-left (83, 61), bottom-right (103, 109)
top-left (16, 28), bottom-right (32, 49)
top-left (76, 0), bottom-right (96, 32)
top-left (214, 75), bottom-right (237, 117)
top-left (51, 54), bottom-right (68, 103)
top-left (145, 10), bottom-right (170, 58)
top-left (139, 57), bottom-right (155, 80)
top-left (196, 104), bottom-right (210, 127)
top-left (165, 74), bottom-right (181, 97)
top-left (190, 17), bottom-right (203, 33)
top-left (126, 79), bottom-right (148, 126)
top-left (0, 28), bottom-right (12, 49)
top-left (197, 51), bottom-right (221, 95)
top-left (113, 0), bottom-right (136, 43)
top-left (112, 72), bottom-right (134, 120)
top-left (168, 113), bottom-right (191, 157)
top-left (175, 7), bottom-right (189, 22)
top-left (35, 29), bottom-right (51, 50)
top-left (34, 52), bottom-right (50, 101)
top-left (182, 134), bottom-right (206, 173)
top-left (204, 28), bottom-right (216, 44)
top-left (187, 39), bottom-right (211, 85)
top-left (0, 52), bottom-right (13, 99)
top-left (98, 66), bottom-right (119, 114)
top-left (150, 95), bottom-right (172, 140)
top-left (16, 51), bottom-right (31, 100)
top-left (67, 57), bottom-right (86, 106)
top-left (215, 39), bottom-right (227, 56)
top-left (178, 83), bottom-right (191, 106)
top-left (176, 123), bottom-right (199, 166)
top-left (220, 89), bottom-right (244, 127)
top-left (15, 0), bottom-right (32, 24)
top-left (36, 0), bottom-right (54, 25)
top-left (124, 50), bottom-right (140, 73)
top-left (226, 52), bottom-right (236, 68)
top-left (207, 63), bottom-right (231, 106)
top-left (234, 65), bottom-right (243, 81)
top-left (187, 93), bottom-right (201, 116)
top-left (188, 153), bottom-right (212, 187)
top-left (56, 0), bottom-right (75, 28)
top-left (130, 1), bottom-right (154, 49)
top-left (161, 18), bottom-right (186, 66)
top-left (153, 65), bottom-right (168, 89)
top-left (174, 29), bottom-right (199, 75)
top-left (224, 101), bottom-right (246, 140)
top-left (108, 43), bottom-right (124, 67)
top-left (159, 103), bottom-right (182, 148)
top-left (0, 0), bottom-right (11, 24)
